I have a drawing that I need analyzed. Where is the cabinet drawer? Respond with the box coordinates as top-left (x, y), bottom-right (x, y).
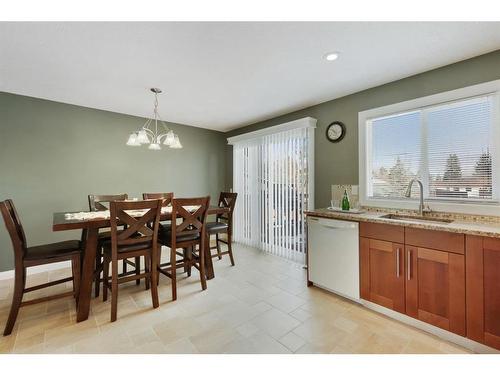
top-left (405, 227), bottom-right (464, 254)
top-left (359, 222), bottom-right (404, 243)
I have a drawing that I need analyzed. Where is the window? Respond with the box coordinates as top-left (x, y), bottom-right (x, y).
top-left (359, 80), bottom-right (500, 214)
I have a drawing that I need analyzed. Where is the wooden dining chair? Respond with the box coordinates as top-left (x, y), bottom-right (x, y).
top-left (0, 199), bottom-right (81, 336)
top-left (142, 192), bottom-right (173, 229)
top-left (88, 193), bottom-right (140, 297)
top-left (142, 192), bottom-right (174, 287)
top-left (142, 192), bottom-right (174, 203)
top-left (207, 192), bottom-right (237, 266)
top-left (157, 197), bottom-right (210, 301)
top-left (101, 199), bottom-right (162, 322)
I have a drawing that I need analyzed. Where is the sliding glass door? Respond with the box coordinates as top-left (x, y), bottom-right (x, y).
top-left (231, 119), bottom-right (315, 264)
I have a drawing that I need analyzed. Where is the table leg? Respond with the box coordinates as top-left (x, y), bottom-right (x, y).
top-left (204, 233), bottom-right (215, 280)
top-left (76, 228), bottom-right (98, 322)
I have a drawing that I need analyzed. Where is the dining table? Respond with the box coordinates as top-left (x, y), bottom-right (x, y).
top-left (52, 205), bottom-right (229, 322)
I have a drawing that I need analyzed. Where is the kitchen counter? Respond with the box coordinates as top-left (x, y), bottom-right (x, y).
top-left (305, 208), bottom-right (500, 239)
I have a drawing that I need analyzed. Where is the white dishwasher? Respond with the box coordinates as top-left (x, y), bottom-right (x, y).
top-left (307, 216), bottom-right (360, 302)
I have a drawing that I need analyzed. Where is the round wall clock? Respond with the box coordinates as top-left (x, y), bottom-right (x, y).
top-left (326, 121), bottom-right (346, 143)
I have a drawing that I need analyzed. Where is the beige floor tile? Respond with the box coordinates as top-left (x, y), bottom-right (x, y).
top-left (0, 243), bottom-right (475, 354)
top-left (222, 331), bottom-right (291, 354)
top-left (249, 307), bottom-right (301, 339)
top-left (292, 318), bottom-right (348, 352)
top-left (265, 291), bottom-right (307, 313)
top-left (163, 337), bottom-right (199, 354)
top-left (189, 326), bottom-right (243, 353)
top-left (279, 331), bottom-right (306, 352)
top-left (235, 322), bottom-right (261, 338)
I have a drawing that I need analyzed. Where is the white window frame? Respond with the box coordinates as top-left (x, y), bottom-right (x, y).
top-left (359, 80), bottom-right (500, 216)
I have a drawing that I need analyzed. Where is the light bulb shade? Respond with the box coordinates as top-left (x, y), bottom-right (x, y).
top-left (137, 129), bottom-right (150, 144)
top-left (163, 130), bottom-right (176, 146)
top-left (170, 135), bottom-right (183, 149)
top-left (148, 143), bottom-right (161, 151)
top-left (126, 133), bottom-right (141, 146)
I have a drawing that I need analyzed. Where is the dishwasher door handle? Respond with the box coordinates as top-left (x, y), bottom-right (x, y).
top-left (320, 223), bottom-right (357, 230)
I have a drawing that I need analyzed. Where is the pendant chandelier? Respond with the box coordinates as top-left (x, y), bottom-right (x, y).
top-left (126, 88), bottom-right (182, 150)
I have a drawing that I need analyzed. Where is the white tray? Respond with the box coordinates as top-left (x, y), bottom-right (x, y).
top-left (327, 207), bottom-right (365, 214)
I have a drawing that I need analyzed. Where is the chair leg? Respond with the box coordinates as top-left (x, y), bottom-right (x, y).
top-left (144, 255), bottom-right (150, 290)
top-left (199, 244), bottom-right (207, 291)
top-left (111, 256), bottom-right (118, 322)
top-left (122, 258), bottom-right (127, 277)
top-left (135, 256), bottom-right (141, 286)
top-left (182, 248), bottom-right (188, 273)
top-left (102, 256), bottom-right (109, 302)
top-left (170, 246), bottom-right (177, 301)
top-left (71, 255), bottom-right (81, 303)
top-left (227, 232), bottom-right (235, 266)
top-left (186, 247), bottom-right (193, 277)
top-left (157, 246), bottom-right (162, 286)
top-left (150, 251), bottom-right (159, 309)
top-left (94, 248), bottom-right (102, 298)
top-left (3, 265), bottom-right (25, 336)
top-left (216, 234), bottom-right (222, 259)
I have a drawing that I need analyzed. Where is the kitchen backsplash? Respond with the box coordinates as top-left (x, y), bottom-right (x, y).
top-left (331, 184), bottom-right (359, 208)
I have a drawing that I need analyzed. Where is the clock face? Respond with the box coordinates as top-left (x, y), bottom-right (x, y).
top-left (326, 121), bottom-right (345, 142)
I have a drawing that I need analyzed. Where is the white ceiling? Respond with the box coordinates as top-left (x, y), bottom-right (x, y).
top-left (1, 22), bottom-right (500, 132)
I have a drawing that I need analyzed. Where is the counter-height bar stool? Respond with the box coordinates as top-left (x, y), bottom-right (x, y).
top-left (158, 197), bottom-right (210, 301)
top-left (142, 192), bottom-right (173, 230)
top-left (0, 199), bottom-right (82, 336)
top-left (142, 192), bottom-right (173, 287)
top-left (207, 192), bottom-right (237, 266)
top-left (88, 193), bottom-right (140, 297)
top-left (101, 199), bottom-right (162, 322)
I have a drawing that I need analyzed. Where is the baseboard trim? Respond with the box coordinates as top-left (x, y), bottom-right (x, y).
top-left (0, 261), bottom-right (71, 281)
top-left (361, 299), bottom-right (499, 354)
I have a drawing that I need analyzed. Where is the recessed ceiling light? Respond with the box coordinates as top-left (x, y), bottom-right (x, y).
top-left (324, 52), bottom-right (339, 61)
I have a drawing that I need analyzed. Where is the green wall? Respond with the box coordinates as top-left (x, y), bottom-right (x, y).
top-left (225, 49), bottom-right (500, 208)
top-left (0, 92), bottom-right (227, 272)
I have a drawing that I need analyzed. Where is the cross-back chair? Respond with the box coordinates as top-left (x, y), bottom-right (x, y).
top-left (102, 199), bottom-right (162, 322)
top-left (0, 199), bottom-right (81, 336)
top-left (207, 192), bottom-right (237, 265)
top-left (88, 193), bottom-right (142, 297)
top-left (158, 197), bottom-right (210, 300)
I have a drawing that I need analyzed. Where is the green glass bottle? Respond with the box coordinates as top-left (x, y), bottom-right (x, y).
top-left (341, 189), bottom-right (350, 211)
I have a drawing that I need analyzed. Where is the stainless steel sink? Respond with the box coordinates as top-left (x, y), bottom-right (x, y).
top-left (380, 213), bottom-right (454, 224)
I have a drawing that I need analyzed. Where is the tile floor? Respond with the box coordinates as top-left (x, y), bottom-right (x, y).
top-left (0, 243), bottom-right (472, 354)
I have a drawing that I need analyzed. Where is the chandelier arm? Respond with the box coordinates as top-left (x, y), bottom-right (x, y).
top-left (140, 118), bottom-right (153, 131)
top-left (156, 114), bottom-right (172, 131)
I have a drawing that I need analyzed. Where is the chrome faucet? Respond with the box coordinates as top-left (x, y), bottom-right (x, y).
top-left (404, 179), bottom-right (429, 216)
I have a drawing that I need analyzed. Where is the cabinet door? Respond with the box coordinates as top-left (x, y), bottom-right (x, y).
top-left (360, 237), bottom-right (405, 313)
top-left (466, 236), bottom-right (500, 350)
top-left (406, 246), bottom-right (465, 336)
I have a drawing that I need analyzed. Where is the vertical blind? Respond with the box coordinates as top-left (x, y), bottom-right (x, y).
top-left (232, 124), bottom-right (314, 264)
top-left (367, 95), bottom-right (497, 202)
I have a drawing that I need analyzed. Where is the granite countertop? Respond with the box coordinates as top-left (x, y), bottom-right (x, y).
top-left (305, 208), bottom-right (500, 239)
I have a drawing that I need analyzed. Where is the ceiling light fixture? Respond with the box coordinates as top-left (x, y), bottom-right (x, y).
top-left (324, 52), bottom-right (340, 61)
top-left (126, 88), bottom-right (182, 150)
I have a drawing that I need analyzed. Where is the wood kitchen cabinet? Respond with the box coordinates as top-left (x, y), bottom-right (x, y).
top-left (360, 237), bottom-right (405, 313)
top-left (360, 223), bottom-right (405, 313)
top-left (466, 235), bottom-right (500, 350)
top-left (405, 228), bottom-right (466, 336)
top-left (405, 245), bottom-right (466, 336)
top-left (360, 223), bottom-right (466, 336)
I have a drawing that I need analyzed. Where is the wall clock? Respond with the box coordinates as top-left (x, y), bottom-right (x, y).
top-left (326, 121), bottom-right (346, 143)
